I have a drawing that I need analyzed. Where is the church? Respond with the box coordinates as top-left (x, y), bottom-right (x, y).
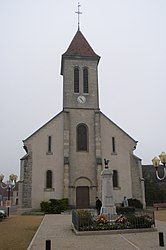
top-left (19, 27), bottom-right (145, 210)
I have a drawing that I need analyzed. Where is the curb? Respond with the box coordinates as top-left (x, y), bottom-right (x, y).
top-left (27, 215), bottom-right (45, 250)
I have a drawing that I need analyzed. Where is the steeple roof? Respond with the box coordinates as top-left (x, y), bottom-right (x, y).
top-left (61, 30), bottom-right (100, 75)
top-left (63, 30), bottom-right (100, 58)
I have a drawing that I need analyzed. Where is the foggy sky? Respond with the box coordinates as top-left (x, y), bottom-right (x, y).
top-left (0, 0), bottom-right (166, 179)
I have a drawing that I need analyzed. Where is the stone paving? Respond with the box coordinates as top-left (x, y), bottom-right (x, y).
top-left (28, 214), bottom-right (166, 250)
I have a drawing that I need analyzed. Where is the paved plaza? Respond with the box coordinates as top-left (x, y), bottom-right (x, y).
top-left (28, 214), bottom-right (166, 250)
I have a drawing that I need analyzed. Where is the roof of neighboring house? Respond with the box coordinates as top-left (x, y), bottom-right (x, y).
top-left (142, 165), bottom-right (166, 183)
top-left (0, 183), bottom-right (14, 196)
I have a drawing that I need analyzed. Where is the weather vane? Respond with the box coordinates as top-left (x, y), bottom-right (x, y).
top-left (75, 2), bottom-right (82, 30)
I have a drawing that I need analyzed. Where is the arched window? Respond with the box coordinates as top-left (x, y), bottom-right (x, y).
top-left (46, 170), bottom-right (52, 189)
top-left (83, 68), bottom-right (88, 93)
top-left (77, 124), bottom-right (88, 151)
top-left (113, 170), bottom-right (118, 188)
top-left (74, 67), bottom-right (79, 93)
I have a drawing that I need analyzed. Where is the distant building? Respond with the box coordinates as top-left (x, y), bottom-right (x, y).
top-left (19, 29), bottom-right (145, 210)
top-left (0, 182), bottom-right (19, 206)
top-left (142, 165), bottom-right (166, 205)
top-left (0, 184), bottom-right (8, 206)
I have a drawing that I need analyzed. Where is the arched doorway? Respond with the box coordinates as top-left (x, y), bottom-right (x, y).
top-left (76, 186), bottom-right (90, 208)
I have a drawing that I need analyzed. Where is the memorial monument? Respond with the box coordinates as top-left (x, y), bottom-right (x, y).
top-left (101, 159), bottom-right (117, 217)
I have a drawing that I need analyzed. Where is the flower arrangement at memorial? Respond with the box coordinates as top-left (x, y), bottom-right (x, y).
top-left (73, 210), bottom-right (155, 231)
top-left (96, 213), bottom-right (108, 223)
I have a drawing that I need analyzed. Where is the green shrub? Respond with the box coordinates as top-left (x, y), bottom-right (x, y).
top-left (40, 201), bottom-right (51, 213)
top-left (127, 214), bottom-right (154, 228)
top-left (116, 206), bottom-right (135, 214)
top-left (40, 198), bottom-right (69, 214)
top-left (128, 198), bottom-right (143, 209)
top-left (60, 198), bottom-right (68, 211)
top-left (77, 209), bottom-right (92, 218)
top-left (73, 209), bottom-right (154, 231)
top-left (77, 209), bottom-right (93, 228)
top-left (80, 221), bottom-right (117, 231)
top-left (78, 214), bottom-right (154, 231)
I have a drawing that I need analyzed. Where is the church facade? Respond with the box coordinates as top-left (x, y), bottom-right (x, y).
top-left (19, 30), bottom-right (145, 209)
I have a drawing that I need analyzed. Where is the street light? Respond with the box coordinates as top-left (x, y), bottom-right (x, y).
top-left (152, 152), bottom-right (166, 181)
top-left (0, 174), bottom-right (18, 217)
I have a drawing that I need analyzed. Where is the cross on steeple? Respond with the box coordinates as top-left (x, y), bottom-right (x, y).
top-left (75, 2), bottom-right (82, 31)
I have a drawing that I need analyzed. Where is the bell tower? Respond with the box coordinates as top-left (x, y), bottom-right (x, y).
top-left (61, 30), bottom-right (100, 110)
top-left (61, 4), bottom-right (102, 208)
top-left (61, 29), bottom-right (102, 208)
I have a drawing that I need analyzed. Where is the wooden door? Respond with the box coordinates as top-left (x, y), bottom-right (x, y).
top-left (76, 186), bottom-right (90, 208)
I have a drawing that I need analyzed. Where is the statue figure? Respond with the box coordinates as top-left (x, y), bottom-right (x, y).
top-left (104, 159), bottom-right (109, 169)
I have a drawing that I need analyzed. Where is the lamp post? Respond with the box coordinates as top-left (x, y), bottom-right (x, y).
top-left (152, 152), bottom-right (166, 181)
top-left (0, 174), bottom-right (18, 217)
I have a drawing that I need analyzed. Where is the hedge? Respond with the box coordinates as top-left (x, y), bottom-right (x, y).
top-left (40, 198), bottom-right (68, 214)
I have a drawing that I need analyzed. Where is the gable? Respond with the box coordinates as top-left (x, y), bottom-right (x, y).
top-left (23, 111), bottom-right (63, 143)
top-left (100, 112), bottom-right (137, 144)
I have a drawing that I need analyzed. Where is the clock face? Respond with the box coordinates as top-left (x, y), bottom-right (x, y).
top-left (77, 95), bottom-right (86, 104)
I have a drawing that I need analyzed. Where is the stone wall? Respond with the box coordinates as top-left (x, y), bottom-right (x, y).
top-left (130, 154), bottom-right (146, 207)
top-left (63, 58), bottom-right (99, 110)
top-left (100, 113), bottom-right (136, 204)
top-left (21, 153), bottom-right (32, 208)
top-left (67, 108), bottom-right (98, 207)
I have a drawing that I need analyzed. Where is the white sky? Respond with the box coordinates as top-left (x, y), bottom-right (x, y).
top-left (0, 0), bottom-right (166, 179)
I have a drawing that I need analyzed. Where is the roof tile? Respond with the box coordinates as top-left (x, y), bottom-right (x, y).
top-left (63, 30), bottom-right (100, 58)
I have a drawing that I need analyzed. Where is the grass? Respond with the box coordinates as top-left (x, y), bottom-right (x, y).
top-left (0, 215), bottom-right (43, 250)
